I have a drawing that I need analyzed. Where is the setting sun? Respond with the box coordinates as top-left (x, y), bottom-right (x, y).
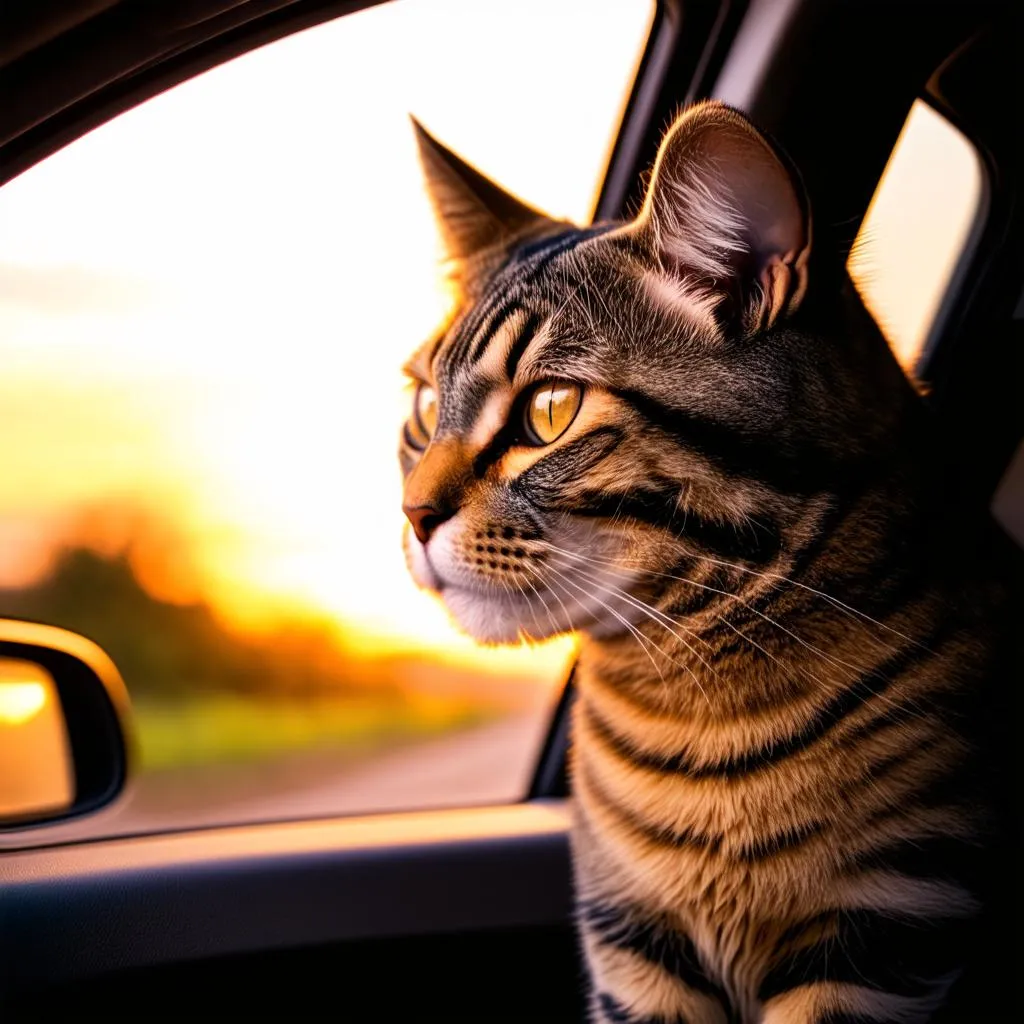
top-left (0, 660), bottom-right (73, 818)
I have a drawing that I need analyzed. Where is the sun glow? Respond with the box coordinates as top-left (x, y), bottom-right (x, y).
top-left (0, 681), bottom-right (47, 726)
top-left (0, 1), bottom-right (653, 676)
top-left (0, 660), bottom-right (74, 820)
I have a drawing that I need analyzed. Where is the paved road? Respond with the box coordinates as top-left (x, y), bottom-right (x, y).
top-left (13, 712), bottom-right (550, 847)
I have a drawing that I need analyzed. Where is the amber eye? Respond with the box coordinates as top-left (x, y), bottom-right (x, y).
top-left (416, 385), bottom-right (438, 435)
top-left (524, 382), bottom-right (582, 445)
top-left (406, 384), bottom-right (437, 449)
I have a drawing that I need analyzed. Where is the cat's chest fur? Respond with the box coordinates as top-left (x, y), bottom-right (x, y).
top-left (569, 662), bottom-right (829, 1018)
top-left (566, 614), bottom-right (983, 1023)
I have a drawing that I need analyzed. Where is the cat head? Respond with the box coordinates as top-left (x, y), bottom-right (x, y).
top-left (400, 101), bottom-right (898, 644)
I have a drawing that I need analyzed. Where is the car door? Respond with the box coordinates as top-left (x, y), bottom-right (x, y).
top-left (1, 2), bottom-right (1019, 1021)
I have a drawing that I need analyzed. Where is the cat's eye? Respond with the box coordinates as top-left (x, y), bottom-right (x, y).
top-left (416, 385), bottom-right (438, 436)
top-left (406, 384), bottom-right (437, 449)
top-left (524, 382), bottom-right (582, 446)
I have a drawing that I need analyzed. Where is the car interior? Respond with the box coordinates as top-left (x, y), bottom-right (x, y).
top-left (1, 1), bottom-right (1021, 1020)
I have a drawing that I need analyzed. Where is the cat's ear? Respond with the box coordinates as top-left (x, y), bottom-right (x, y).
top-left (635, 101), bottom-right (811, 334)
top-left (411, 117), bottom-right (551, 267)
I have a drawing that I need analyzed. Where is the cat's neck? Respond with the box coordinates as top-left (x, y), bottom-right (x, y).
top-left (574, 466), bottom-right (961, 725)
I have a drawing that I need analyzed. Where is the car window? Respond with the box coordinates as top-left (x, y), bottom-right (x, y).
top-left (847, 99), bottom-right (985, 371)
top-left (993, 438), bottom-right (1024, 548)
top-left (0, 0), bottom-right (655, 842)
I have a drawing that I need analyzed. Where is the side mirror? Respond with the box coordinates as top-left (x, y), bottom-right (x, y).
top-left (0, 619), bottom-right (132, 829)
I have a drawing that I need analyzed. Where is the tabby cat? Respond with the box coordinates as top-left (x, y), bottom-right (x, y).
top-left (399, 102), bottom-right (1012, 1023)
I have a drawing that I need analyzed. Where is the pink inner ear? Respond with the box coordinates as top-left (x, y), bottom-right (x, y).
top-left (692, 116), bottom-right (810, 272)
top-left (758, 256), bottom-right (796, 331)
top-left (635, 101), bottom-right (811, 330)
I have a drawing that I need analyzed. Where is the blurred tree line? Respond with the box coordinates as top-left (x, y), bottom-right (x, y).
top-left (0, 545), bottom-right (392, 699)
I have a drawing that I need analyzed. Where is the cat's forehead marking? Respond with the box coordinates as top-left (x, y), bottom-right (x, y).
top-left (433, 311), bottom-right (549, 436)
top-left (426, 225), bottom-right (622, 437)
top-left (467, 390), bottom-right (511, 448)
top-left (473, 306), bottom-right (543, 382)
top-left (436, 226), bottom-right (611, 373)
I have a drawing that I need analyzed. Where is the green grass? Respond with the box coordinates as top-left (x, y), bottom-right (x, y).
top-left (133, 690), bottom-right (494, 771)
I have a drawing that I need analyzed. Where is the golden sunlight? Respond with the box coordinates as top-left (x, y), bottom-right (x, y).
top-left (0, 681), bottom-right (47, 725)
top-left (0, 660), bottom-right (74, 818)
top-left (848, 100), bottom-right (983, 369)
top-left (0, 0), bottom-right (653, 677)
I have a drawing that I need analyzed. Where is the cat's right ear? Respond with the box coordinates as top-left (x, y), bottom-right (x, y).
top-left (411, 117), bottom-right (551, 269)
top-left (633, 101), bottom-right (811, 336)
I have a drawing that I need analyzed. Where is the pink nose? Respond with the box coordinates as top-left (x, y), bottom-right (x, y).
top-left (403, 502), bottom-right (450, 544)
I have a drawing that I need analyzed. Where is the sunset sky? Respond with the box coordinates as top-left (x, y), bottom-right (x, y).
top-left (0, 0), bottom-right (653, 680)
top-left (0, 0), bottom-right (979, 680)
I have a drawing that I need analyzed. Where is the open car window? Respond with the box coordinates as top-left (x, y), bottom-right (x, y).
top-left (847, 98), bottom-right (985, 372)
top-left (0, 0), bottom-right (655, 845)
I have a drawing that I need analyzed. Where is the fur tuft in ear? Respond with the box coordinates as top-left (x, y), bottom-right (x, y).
top-left (635, 101), bottom-right (811, 335)
top-left (411, 117), bottom-right (553, 270)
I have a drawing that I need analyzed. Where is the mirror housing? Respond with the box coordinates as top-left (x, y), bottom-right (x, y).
top-left (0, 619), bottom-right (132, 829)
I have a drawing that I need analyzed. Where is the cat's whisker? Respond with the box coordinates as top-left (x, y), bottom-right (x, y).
top-left (544, 554), bottom-right (925, 723)
top-left (518, 568), bottom-right (565, 642)
top-left (546, 554), bottom-right (723, 680)
top-left (540, 559), bottom-right (713, 706)
top-left (683, 554), bottom-right (921, 661)
top-left (494, 573), bottom-right (521, 620)
top-left (545, 531), bottom-right (916, 661)
top-left (545, 544), bottom-right (931, 724)
top-left (495, 570), bottom-right (553, 646)
top-left (532, 562), bottom-right (672, 689)
top-left (710, 613), bottom-right (830, 694)
top-left (566, 559), bottom-right (719, 653)
top-left (544, 542), bottom-right (888, 685)
top-left (537, 560), bottom-right (685, 699)
top-left (525, 560), bottom-right (576, 637)
top-left (556, 553), bottom-right (925, 724)
top-left (668, 544), bottom-right (923, 654)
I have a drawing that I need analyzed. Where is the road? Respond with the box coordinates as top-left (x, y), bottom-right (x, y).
top-left (17, 712), bottom-right (550, 846)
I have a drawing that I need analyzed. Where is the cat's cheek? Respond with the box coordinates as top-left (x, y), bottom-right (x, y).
top-left (403, 525), bottom-right (442, 592)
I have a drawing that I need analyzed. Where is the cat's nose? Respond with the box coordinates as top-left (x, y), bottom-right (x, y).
top-left (403, 501), bottom-right (453, 544)
top-left (403, 437), bottom-right (467, 543)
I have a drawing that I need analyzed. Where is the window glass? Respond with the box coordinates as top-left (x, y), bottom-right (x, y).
top-left (993, 439), bottom-right (1024, 549)
top-left (847, 99), bottom-right (984, 370)
top-left (0, 0), bottom-right (654, 841)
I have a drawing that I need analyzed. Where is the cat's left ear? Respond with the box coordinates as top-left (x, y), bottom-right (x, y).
top-left (411, 117), bottom-right (554, 270)
top-left (635, 101), bottom-right (811, 335)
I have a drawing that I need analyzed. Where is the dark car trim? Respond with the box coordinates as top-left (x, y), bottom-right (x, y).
top-left (0, 801), bottom-right (572, 996)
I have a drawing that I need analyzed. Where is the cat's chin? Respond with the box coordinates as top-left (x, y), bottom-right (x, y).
top-left (440, 586), bottom-right (549, 645)
top-left (439, 577), bottom-right (639, 646)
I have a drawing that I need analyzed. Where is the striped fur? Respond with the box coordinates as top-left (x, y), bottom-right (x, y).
top-left (399, 105), bottom-right (1012, 1022)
